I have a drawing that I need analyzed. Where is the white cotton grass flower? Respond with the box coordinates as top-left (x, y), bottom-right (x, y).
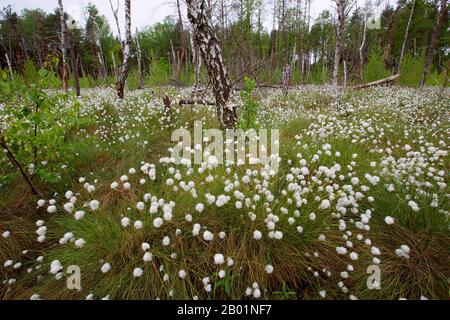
top-left (153, 217), bottom-right (163, 228)
top-left (74, 210), bottom-right (85, 220)
top-left (384, 216), bottom-right (395, 225)
top-left (134, 220), bottom-right (143, 230)
top-left (121, 217), bottom-right (130, 227)
top-left (178, 269), bottom-right (187, 279)
top-left (50, 260), bottom-right (62, 274)
top-left (336, 247), bottom-right (347, 255)
top-left (195, 203), bottom-right (204, 213)
top-left (162, 236), bottom-right (170, 246)
top-left (203, 231), bottom-right (214, 242)
top-left (396, 245), bottom-right (410, 259)
top-left (133, 267), bottom-right (143, 277)
top-left (37, 199), bottom-right (46, 207)
top-left (350, 252), bottom-right (359, 260)
top-left (111, 181), bottom-right (119, 189)
top-left (136, 202), bottom-right (145, 211)
top-left (89, 200), bottom-right (100, 211)
top-left (74, 238), bottom-right (86, 248)
top-left (265, 264), bottom-right (274, 274)
top-left (141, 242), bottom-right (150, 251)
top-left (101, 263), bottom-right (111, 273)
top-left (2, 231), bottom-right (10, 238)
top-left (143, 252), bottom-right (153, 262)
top-left (408, 200), bottom-right (420, 212)
top-left (371, 246), bottom-right (381, 256)
top-left (253, 230), bottom-right (262, 240)
top-left (214, 253), bottom-right (225, 265)
top-left (273, 231), bottom-right (283, 240)
top-left (47, 205), bottom-right (57, 213)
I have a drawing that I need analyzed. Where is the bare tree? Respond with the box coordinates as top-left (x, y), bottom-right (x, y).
top-left (58, 0), bottom-right (68, 91)
top-left (176, 0), bottom-right (186, 82)
top-left (332, 0), bottom-right (347, 87)
top-left (116, 0), bottom-right (131, 99)
top-left (359, 0), bottom-right (369, 80)
top-left (109, 0), bottom-right (123, 46)
top-left (68, 29), bottom-right (80, 96)
top-left (111, 51), bottom-right (118, 77)
top-left (189, 27), bottom-right (202, 92)
top-left (384, 3), bottom-right (401, 70)
top-left (398, 0), bottom-right (416, 72)
top-left (135, 28), bottom-right (143, 89)
top-left (420, 0), bottom-right (447, 88)
top-left (186, 0), bottom-right (236, 129)
top-left (5, 52), bottom-right (13, 81)
top-left (282, 63), bottom-right (291, 94)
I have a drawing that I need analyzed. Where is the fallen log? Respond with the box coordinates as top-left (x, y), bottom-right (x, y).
top-left (178, 98), bottom-right (215, 106)
top-left (353, 74), bottom-right (401, 89)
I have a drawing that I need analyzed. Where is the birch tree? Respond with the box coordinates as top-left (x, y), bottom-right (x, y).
top-left (398, 0), bottom-right (415, 72)
top-left (189, 28), bottom-right (202, 93)
top-left (58, 0), bottom-right (68, 91)
top-left (109, 0), bottom-right (123, 46)
top-left (332, 0), bottom-right (348, 87)
top-left (420, 0), bottom-right (447, 88)
top-left (186, 0), bottom-right (236, 129)
top-left (359, 0), bottom-right (369, 80)
top-left (116, 0), bottom-right (131, 99)
top-left (135, 28), bottom-right (143, 89)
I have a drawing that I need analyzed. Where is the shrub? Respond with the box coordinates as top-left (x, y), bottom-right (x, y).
top-left (238, 76), bottom-right (259, 130)
top-left (398, 54), bottom-right (425, 87)
top-left (364, 48), bottom-right (391, 83)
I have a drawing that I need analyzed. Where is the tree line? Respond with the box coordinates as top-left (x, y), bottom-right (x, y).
top-left (0, 1), bottom-right (448, 97)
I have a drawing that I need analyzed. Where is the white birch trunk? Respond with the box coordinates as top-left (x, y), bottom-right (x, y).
top-left (186, 0), bottom-right (235, 129)
top-left (116, 0), bottom-right (131, 99)
top-left (5, 53), bottom-right (13, 81)
top-left (398, 0), bottom-right (416, 71)
top-left (58, 0), bottom-right (68, 91)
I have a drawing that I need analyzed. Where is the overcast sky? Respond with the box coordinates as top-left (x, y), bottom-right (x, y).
top-left (1, 0), bottom-right (393, 35)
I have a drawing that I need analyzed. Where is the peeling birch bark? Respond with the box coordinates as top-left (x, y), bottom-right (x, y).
top-left (186, 0), bottom-right (236, 129)
top-left (116, 0), bottom-right (131, 99)
top-left (58, 0), bottom-right (68, 91)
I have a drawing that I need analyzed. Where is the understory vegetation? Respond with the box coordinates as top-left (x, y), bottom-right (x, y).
top-left (1, 84), bottom-right (449, 300)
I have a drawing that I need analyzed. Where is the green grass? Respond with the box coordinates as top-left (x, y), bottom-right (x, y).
top-left (1, 85), bottom-right (449, 300)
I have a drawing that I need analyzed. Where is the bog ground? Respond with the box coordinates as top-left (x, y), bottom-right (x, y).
top-left (0, 85), bottom-right (449, 300)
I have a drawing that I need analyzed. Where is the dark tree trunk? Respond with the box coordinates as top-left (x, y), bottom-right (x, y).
top-left (384, 5), bottom-right (400, 70)
top-left (186, 0), bottom-right (236, 129)
top-left (420, 0), bottom-right (447, 88)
